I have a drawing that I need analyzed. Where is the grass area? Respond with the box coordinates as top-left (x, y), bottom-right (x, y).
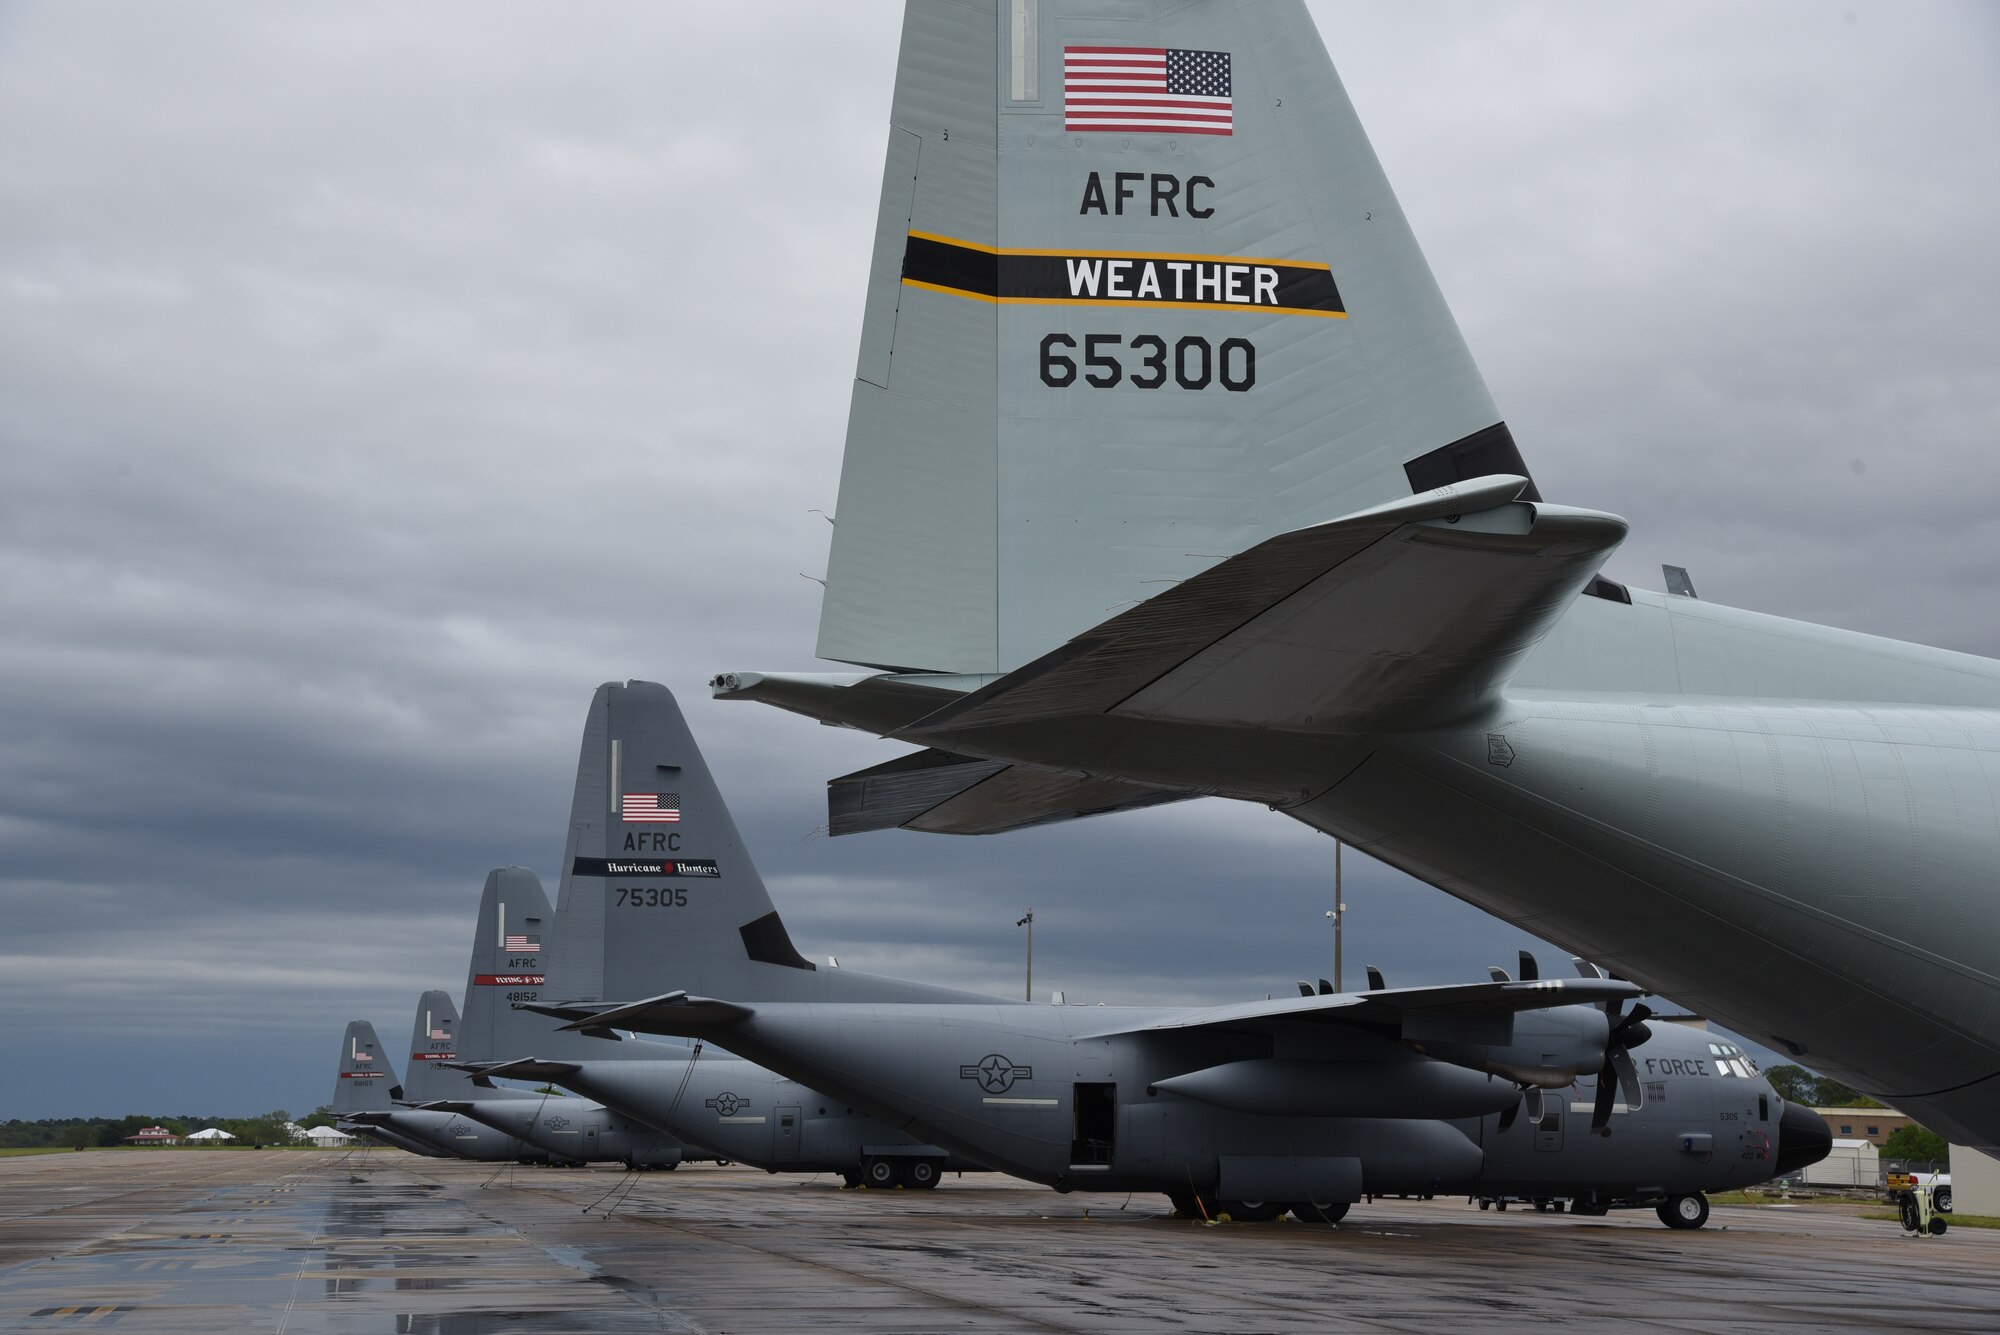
top-left (1861, 1210), bottom-right (2000, 1230)
top-left (0, 1147), bottom-right (80, 1157)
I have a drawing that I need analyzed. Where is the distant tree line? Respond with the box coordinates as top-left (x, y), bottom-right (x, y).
top-left (1, 1106), bottom-right (340, 1150)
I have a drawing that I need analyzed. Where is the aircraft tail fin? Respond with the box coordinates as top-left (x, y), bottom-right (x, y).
top-left (816, 0), bottom-right (1530, 677)
top-left (400, 990), bottom-right (524, 1104)
top-left (550, 680), bottom-right (1002, 1007)
top-left (462, 866), bottom-right (684, 1063)
top-left (332, 1020), bottom-right (399, 1114)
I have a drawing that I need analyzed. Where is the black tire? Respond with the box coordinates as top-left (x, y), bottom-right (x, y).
top-left (1929, 1217), bottom-right (1949, 1236)
top-left (906, 1159), bottom-right (941, 1190)
top-left (1167, 1191), bottom-right (1216, 1220)
top-left (1657, 1193), bottom-right (1710, 1230)
top-left (1290, 1201), bottom-right (1350, 1224)
top-left (1220, 1200), bottom-right (1286, 1222)
top-left (839, 1170), bottom-right (863, 1189)
top-left (1934, 1186), bottom-right (1953, 1213)
top-left (1899, 1195), bottom-right (1920, 1233)
top-left (863, 1157), bottom-right (898, 1189)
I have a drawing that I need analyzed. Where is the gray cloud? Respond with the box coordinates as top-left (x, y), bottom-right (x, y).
top-left (3, 3), bottom-right (1994, 1118)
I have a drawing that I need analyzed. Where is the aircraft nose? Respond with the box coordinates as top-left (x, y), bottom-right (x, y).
top-left (1774, 1101), bottom-right (1833, 1175)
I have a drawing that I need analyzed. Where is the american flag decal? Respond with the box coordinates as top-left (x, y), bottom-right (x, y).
top-left (504, 932), bottom-right (539, 952)
top-left (622, 793), bottom-right (681, 823)
top-left (350, 1038), bottom-right (372, 1064)
top-left (1065, 46), bottom-right (1232, 135)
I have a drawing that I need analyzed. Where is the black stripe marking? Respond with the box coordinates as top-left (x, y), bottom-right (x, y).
top-left (903, 234), bottom-right (1343, 315)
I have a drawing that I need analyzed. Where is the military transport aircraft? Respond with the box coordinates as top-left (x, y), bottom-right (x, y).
top-left (409, 879), bottom-right (691, 1170)
top-left (402, 991), bottom-right (684, 1167)
top-left (453, 863), bottom-right (985, 1187)
top-left (530, 681), bottom-right (1828, 1226)
top-left (331, 1013), bottom-right (548, 1162)
top-left (711, 0), bottom-right (2000, 1148)
top-left (328, 1021), bottom-right (447, 1157)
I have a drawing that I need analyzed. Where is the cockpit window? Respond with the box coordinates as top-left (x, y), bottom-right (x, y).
top-left (1707, 1041), bottom-right (1758, 1078)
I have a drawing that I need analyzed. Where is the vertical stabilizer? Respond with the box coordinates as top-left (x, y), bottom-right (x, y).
top-left (332, 1020), bottom-right (399, 1114)
top-left (462, 866), bottom-right (685, 1063)
top-left (548, 681), bottom-right (1001, 1006)
top-left (400, 990), bottom-right (528, 1103)
top-left (817, 0), bottom-right (1530, 675)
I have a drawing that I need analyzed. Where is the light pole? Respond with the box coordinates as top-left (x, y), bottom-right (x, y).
top-left (1017, 909), bottom-right (1034, 1001)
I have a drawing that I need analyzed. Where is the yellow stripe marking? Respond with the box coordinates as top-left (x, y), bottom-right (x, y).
top-left (907, 228), bottom-right (1332, 270)
top-left (900, 278), bottom-right (1347, 318)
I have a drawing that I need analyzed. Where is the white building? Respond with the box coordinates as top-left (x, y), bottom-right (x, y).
top-left (299, 1125), bottom-right (353, 1147)
top-left (1803, 1138), bottom-right (1879, 1188)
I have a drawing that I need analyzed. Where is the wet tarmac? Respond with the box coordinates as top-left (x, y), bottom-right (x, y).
top-left (2, 1149), bottom-right (1994, 1333)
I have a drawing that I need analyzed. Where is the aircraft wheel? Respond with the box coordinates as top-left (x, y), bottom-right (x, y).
top-left (1290, 1201), bottom-right (1349, 1224)
top-left (1219, 1200), bottom-right (1285, 1223)
top-left (1167, 1191), bottom-right (1216, 1219)
top-left (1476, 1199), bottom-right (1491, 1211)
top-left (1934, 1186), bottom-right (1953, 1213)
top-left (839, 1170), bottom-right (863, 1189)
top-left (863, 1157), bottom-right (899, 1189)
top-left (906, 1159), bottom-right (941, 1190)
top-left (1657, 1193), bottom-right (1710, 1230)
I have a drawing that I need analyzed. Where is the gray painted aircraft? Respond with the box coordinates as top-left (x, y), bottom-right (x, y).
top-left (535, 682), bottom-right (1829, 1226)
top-left (330, 1015), bottom-right (540, 1161)
top-left (712, 0), bottom-right (2000, 1147)
top-left (417, 868), bottom-right (689, 1170)
top-left (329, 1021), bottom-right (448, 1157)
top-left (457, 690), bottom-right (986, 1187)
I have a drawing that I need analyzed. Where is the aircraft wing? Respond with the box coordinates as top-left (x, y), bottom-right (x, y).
top-left (903, 477), bottom-right (1626, 742)
top-left (1081, 976), bottom-right (1641, 1040)
top-left (829, 747), bottom-right (1194, 836)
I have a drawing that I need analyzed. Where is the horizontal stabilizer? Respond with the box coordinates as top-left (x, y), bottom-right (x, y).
top-left (830, 748), bottom-right (1193, 837)
top-left (454, 1058), bottom-right (584, 1082)
top-left (547, 991), bottom-right (754, 1036)
top-left (907, 478), bottom-right (1626, 742)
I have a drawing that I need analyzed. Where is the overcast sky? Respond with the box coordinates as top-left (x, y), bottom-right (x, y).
top-left (3, 3), bottom-right (1996, 1119)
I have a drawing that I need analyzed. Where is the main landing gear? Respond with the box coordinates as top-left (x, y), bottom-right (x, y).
top-left (856, 1156), bottom-right (943, 1189)
top-left (1167, 1193), bottom-right (1350, 1223)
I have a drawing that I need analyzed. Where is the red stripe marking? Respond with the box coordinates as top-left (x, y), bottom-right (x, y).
top-left (1065, 96), bottom-right (1232, 108)
top-left (1064, 111), bottom-right (1234, 123)
top-left (1064, 125), bottom-right (1235, 136)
